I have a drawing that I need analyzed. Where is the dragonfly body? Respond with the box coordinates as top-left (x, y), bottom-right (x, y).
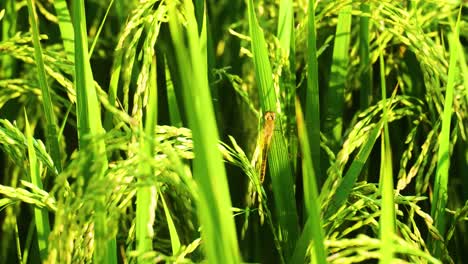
top-left (242, 110), bottom-right (276, 232)
top-left (259, 111), bottom-right (275, 183)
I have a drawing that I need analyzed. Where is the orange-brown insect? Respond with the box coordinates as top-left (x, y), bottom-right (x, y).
top-left (259, 111), bottom-right (275, 183)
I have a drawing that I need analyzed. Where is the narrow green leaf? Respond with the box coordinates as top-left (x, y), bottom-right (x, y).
top-left (378, 47), bottom-right (395, 264)
top-left (324, 3), bottom-right (352, 151)
top-left (429, 27), bottom-right (459, 258)
top-left (277, 0), bottom-right (298, 178)
top-left (277, 0), bottom-right (293, 55)
top-left (168, 1), bottom-right (241, 263)
top-left (247, 0), bottom-right (299, 258)
top-left (293, 98), bottom-right (327, 264)
top-left (247, 0), bottom-right (275, 111)
top-left (160, 192), bottom-right (181, 255)
top-left (1, 0), bottom-right (17, 78)
top-left (164, 56), bottom-right (182, 127)
top-left (359, 2), bottom-right (372, 109)
top-left (71, 0), bottom-right (114, 263)
top-left (73, 0), bottom-right (106, 146)
top-left (52, 0), bottom-right (75, 62)
top-left (305, 0), bottom-right (322, 187)
top-left (26, 0), bottom-right (62, 173)
top-left (104, 47), bottom-right (123, 131)
top-left (24, 111), bottom-right (50, 262)
top-left (89, 0), bottom-right (115, 56)
top-left (325, 119), bottom-right (384, 219)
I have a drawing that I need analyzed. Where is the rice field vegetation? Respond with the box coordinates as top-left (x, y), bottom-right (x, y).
top-left (0, 0), bottom-right (467, 263)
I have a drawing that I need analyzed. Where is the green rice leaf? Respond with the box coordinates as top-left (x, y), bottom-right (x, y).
top-left (292, 98), bottom-right (327, 264)
top-left (168, 1), bottom-right (241, 263)
top-left (305, 0), bottom-right (322, 187)
top-left (324, 3), bottom-right (352, 151)
top-left (26, 0), bottom-right (63, 173)
top-left (24, 111), bottom-right (51, 262)
top-left (247, 0), bottom-right (299, 259)
top-left (429, 22), bottom-right (459, 259)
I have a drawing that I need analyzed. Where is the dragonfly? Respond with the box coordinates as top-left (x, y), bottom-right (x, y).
top-left (242, 111), bottom-right (276, 236)
top-left (259, 111), bottom-right (276, 183)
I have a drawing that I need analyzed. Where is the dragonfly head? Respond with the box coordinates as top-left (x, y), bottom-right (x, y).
top-left (264, 111), bottom-right (276, 121)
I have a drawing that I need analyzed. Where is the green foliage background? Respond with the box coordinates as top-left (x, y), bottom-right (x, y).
top-left (0, 0), bottom-right (467, 263)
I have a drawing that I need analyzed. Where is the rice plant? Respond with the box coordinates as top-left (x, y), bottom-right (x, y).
top-left (0, 0), bottom-right (467, 263)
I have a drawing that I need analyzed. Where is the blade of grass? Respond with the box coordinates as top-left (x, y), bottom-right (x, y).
top-left (324, 118), bottom-right (384, 219)
top-left (52, 0), bottom-right (75, 62)
top-left (160, 191), bottom-right (182, 255)
top-left (71, 0), bottom-right (114, 263)
top-left (429, 22), bottom-right (459, 258)
top-left (359, 2), bottom-right (372, 109)
top-left (277, 0), bottom-right (298, 177)
top-left (378, 46), bottom-right (395, 264)
top-left (26, 0), bottom-right (62, 173)
top-left (164, 56), bottom-right (182, 127)
top-left (358, 1), bottom-right (372, 184)
top-left (195, 0), bottom-right (220, 125)
top-left (103, 45), bottom-right (123, 131)
top-left (22, 221), bottom-right (35, 264)
top-left (89, 0), bottom-right (115, 56)
top-left (168, 1), bottom-right (241, 263)
top-left (305, 0), bottom-right (322, 188)
top-left (293, 117), bottom-right (384, 262)
top-left (73, 0), bottom-right (106, 150)
top-left (277, 0), bottom-right (293, 55)
top-left (293, 98), bottom-right (327, 264)
top-left (1, 0), bottom-right (17, 78)
top-left (247, 0), bottom-right (299, 258)
top-left (247, 0), bottom-right (275, 111)
top-left (24, 111), bottom-right (50, 262)
top-left (14, 223), bottom-right (22, 263)
top-left (324, 3), bottom-right (352, 152)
